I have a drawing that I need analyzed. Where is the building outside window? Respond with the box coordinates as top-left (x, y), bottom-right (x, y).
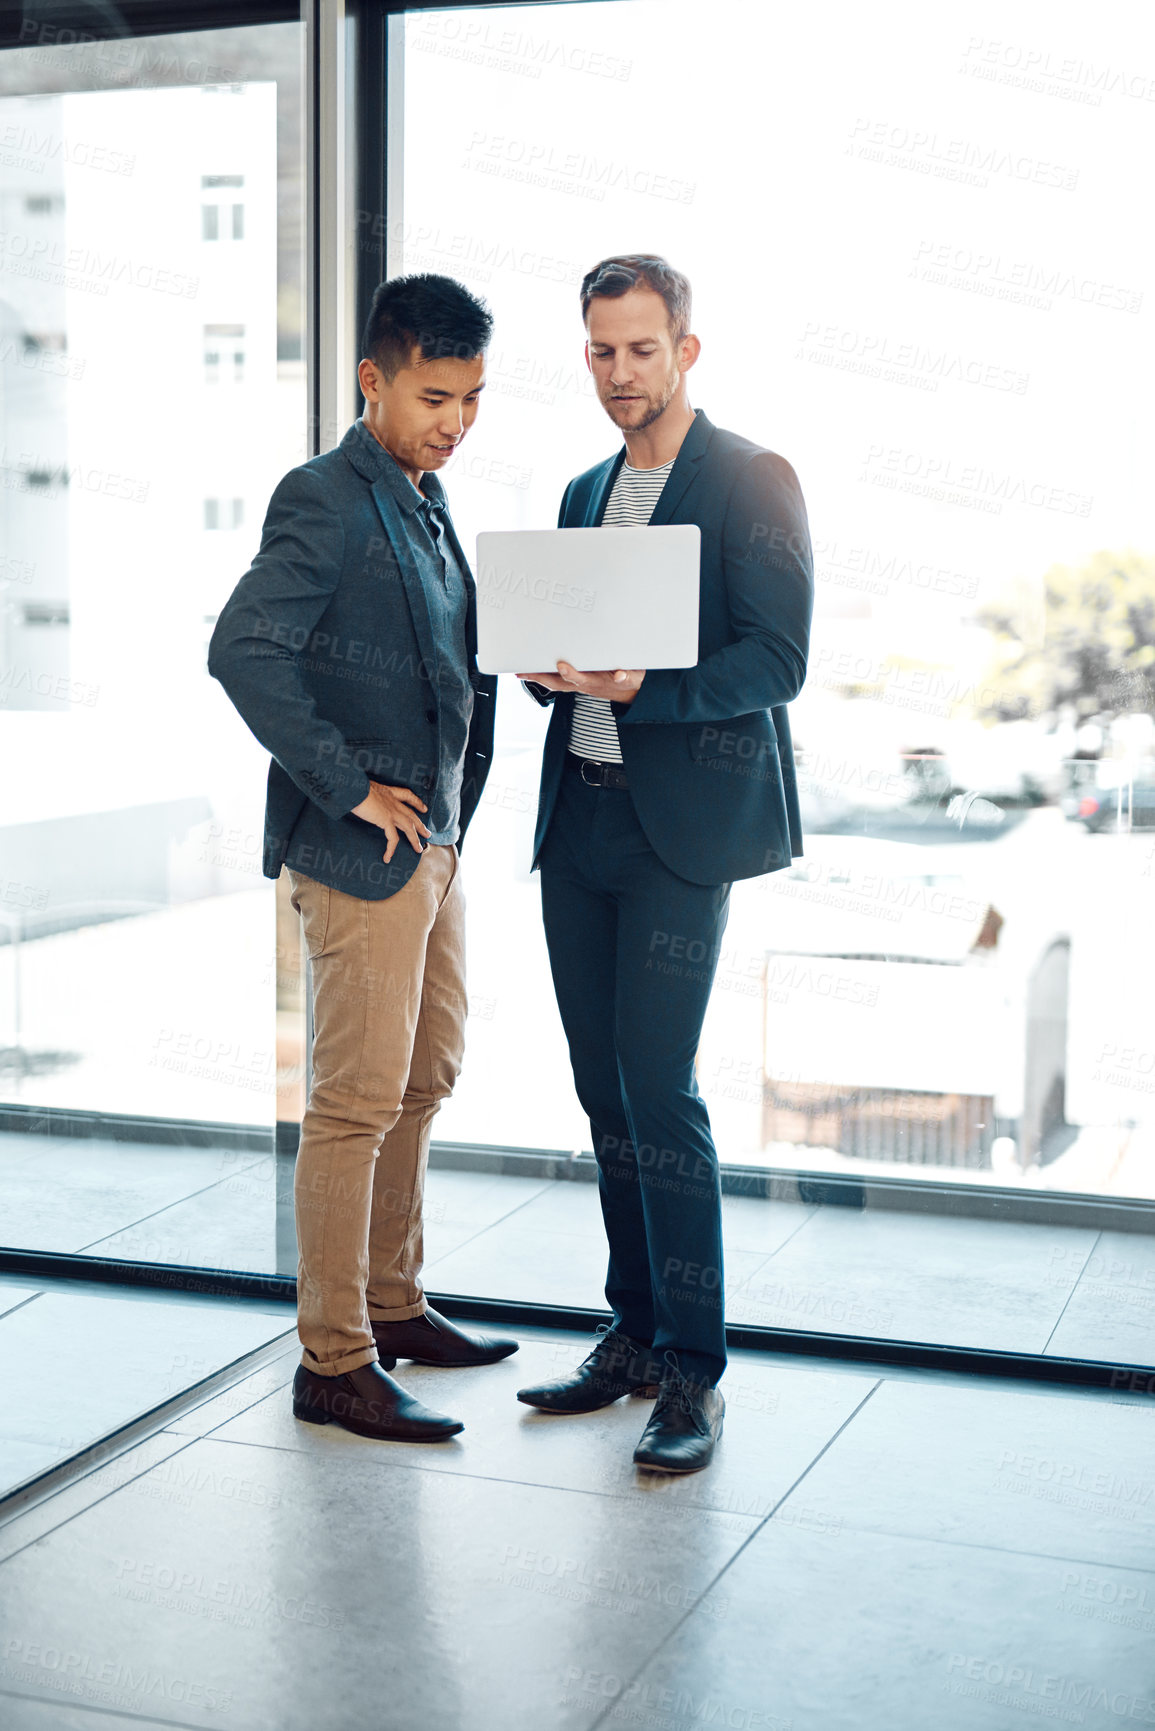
top-left (204, 324), bottom-right (246, 384)
top-left (204, 497), bottom-right (245, 531)
top-left (0, 34), bottom-right (302, 1139)
top-left (200, 172), bottom-right (244, 241)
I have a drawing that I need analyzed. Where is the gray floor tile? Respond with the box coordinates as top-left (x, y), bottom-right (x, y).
top-left (0, 1695), bottom-right (177, 1730)
top-left (0, 1436), bottom-right (753, 1731)
top-left (720, 1248), bottom-right (780, 1298)
top-left (614, 1520), bottom-right (1155, 1731)
top-left (0, 1432), bottom-right (193, 1566)
top-left (0, 1287), bottom-right (41, 1320)
top-left (0, 1139), bottom-right (268, 1255)
top-left (424, 1168), bottom-right (556, 1228)
top-left (1045, 1230), bottom-right (1155, 1363)
top-left (1, 1273), bottom-right (292, 1327)
top-left (432, 1181), bottom-right (820, 1262)
top-left (161, 1347), bottom-right (301, 1438)
top-left (0, 1292), bottom-right (293, 1499)
top-left (424, 1212), bottom-right (772, 1309)
top-left (498, 1179), bottom-right (608, 1241)
top-left (209, 1338), bottom-right (876, 1522)
top-left (84, 1161), bottom-right (277, 1272)
top-left (0, 1444), bottom-right (69, 1496)
top-left (4, 1126), bottom-right (1153, 1376)
top-left (719, 1194), bottom-right (818, 1255)
top-left (727, 1208), bottom-right (1098, 1352)
top-left (421, 1169), bottom-right (558, 1263)
top-left (502, 1185), bottom-right (819, 1264)
top-left (423, 1224), bottom-right (770, 1309)
top-left (0, 1132), bottom-right (74, 1166)
top-left (776, 1376), bottom-right (1155, 1569)
top-left (423, 1220), bottom-right (609, 1306)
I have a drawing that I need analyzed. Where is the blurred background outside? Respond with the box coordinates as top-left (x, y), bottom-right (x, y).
top-left (1, 0), bottom-right (1153, 1210)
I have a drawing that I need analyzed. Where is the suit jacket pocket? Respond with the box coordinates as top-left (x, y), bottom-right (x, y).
top-left (344, 738), bottom-right (403, 783)
top-left (687, 713), bottom-right (780, 783)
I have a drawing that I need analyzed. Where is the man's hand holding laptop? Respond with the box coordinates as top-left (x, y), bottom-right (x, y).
top-left (517, 662), bottom-right (646, 701)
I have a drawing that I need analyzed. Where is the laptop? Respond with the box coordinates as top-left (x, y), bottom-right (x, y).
top-left (474, 524), bottom-right (700, 675)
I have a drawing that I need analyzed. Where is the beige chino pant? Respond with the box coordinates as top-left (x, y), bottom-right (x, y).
top-left (287, 845), bottom-right (465, 1376)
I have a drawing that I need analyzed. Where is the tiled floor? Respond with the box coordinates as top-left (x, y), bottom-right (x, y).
top-left (3, 1133), bottom-right (1155, 1370)
top-left (0, 1131), bottom-right (277, 1268)
top-left (0, 1272), bottom-right (294, 1500)
top-left (0, 1319), bottom-right (1152, 1730)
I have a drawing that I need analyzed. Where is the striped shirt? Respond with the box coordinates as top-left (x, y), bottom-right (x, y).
top-left (567, 454), bottom-right (675, 763)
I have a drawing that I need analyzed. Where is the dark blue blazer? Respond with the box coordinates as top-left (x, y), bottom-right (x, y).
top-left (531, 409), bottom-right (813, 885)
top-left (208, 421), bottom-right (496, 899)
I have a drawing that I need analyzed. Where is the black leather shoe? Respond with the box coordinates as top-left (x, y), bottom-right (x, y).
top-left (516, 1329), bottom-right (662, 1413)
top-left (371, 1307), bottom-right (518, 1371)
top-left (292, 1361), bottom-right (464, 1442)
top-left (633, 1368), bottom-right (724, 1473)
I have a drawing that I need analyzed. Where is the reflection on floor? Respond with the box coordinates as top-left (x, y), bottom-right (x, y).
top-left (427, 1172), bottom-right (1155, 1365)
top-left (0, 1130), bottom-right (280, 1269)
top-left (0, 1319), bottom-right (1152, 1730)
top-left (0, 1272), bottom-right (294, 1501)
top-left (2, 1130), bottom-right (1154, 1373)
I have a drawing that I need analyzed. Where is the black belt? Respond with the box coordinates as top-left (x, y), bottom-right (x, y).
top-left (566, 754), bottom-right (629, 790)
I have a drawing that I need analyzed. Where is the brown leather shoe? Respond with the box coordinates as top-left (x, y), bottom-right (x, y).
top-left (371, 1307), bottom-right (518, 1371)
top-left (292, 1361), bottom-right (464, 1441)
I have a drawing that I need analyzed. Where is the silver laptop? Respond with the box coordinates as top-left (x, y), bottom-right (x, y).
top-left (474, 525), bottom-right (700, 675)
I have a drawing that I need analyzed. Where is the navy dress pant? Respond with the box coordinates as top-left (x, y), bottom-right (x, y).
top-left (539, 759), bottom-right (731, 1386)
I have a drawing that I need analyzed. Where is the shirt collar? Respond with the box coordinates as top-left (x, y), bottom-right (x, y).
top-left (349, 419), bottom-right (449, 516)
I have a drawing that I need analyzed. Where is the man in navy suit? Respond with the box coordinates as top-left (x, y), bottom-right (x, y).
top-left (209, 275), bottom-right (516, 1446)
top-left (516, 256), bottom-right (813, 1473)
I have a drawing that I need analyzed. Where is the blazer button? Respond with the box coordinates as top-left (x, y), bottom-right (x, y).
top-left (425, 708), bottom-right (436, 723)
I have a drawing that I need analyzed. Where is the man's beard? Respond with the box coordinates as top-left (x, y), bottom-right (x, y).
top-left (604, 366), bottom-right (680, 431)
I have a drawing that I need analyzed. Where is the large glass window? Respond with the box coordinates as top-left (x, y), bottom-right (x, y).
top-left (2, 0), bottom-right (1153, 1385)
top-left (400, 0), bottom-right (1154, 1186)
top-left (395, 0), bottom-right (1155, 1362)
top-left (0, 20), bottom-right (305, 1262)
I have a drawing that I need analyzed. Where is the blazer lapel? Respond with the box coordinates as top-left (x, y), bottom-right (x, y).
top-left (369, 482), bottom-right (439, 680)
top-left (589, 449), bottom-right (626, 525)
top-left (647, 409), bottom-right (714, 525)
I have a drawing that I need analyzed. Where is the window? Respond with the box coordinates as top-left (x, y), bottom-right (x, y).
top-left (392, 0), bottom-right (1155, 1372)
top-left (19, 602), bottom-right (69, 627)
top-left (201, 173), bottom-right (245, 243)
top-left (204, 498), bottom-right (244, 531)
top-left (1, 0), bottom-right (1151, 1396)
top-left (204, 324), bottom-right (246, 385)
top-left (0, 30), bottom-right (303, 1146)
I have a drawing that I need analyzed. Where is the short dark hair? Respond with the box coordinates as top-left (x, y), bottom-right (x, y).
top-left (579, 254), bottom-right (692, 342)
top-left (361, 273), bottom-right (494, 380)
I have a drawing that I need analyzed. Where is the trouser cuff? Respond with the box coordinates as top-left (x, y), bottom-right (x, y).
top-left (365, 1298), bottom-right (428, 1323)
top-left (299, 1344), bottom-right (380, 1378)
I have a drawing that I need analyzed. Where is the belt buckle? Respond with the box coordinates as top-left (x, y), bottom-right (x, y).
top-left (579, 759), bottom-right (601, 787)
